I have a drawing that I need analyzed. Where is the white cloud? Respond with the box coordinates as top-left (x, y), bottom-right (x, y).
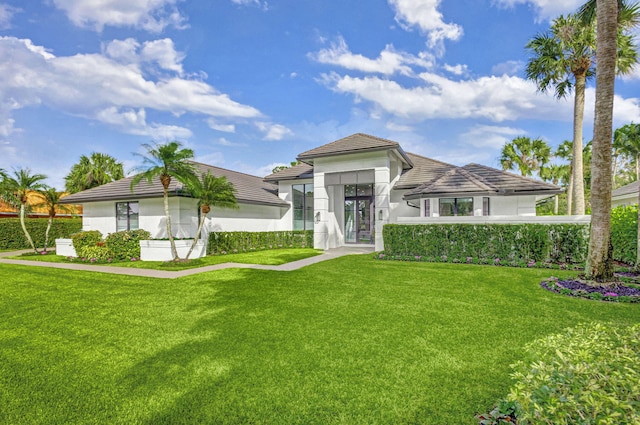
top-left (0, 36), bottom-right (261, 141)
top-left (460, 124), bottom-right (526, 149)
top-left (443, 63), bottom-right (468, 76)
top-left (491, 60), bottom-right (525, 76)
top-left (95, 106), bottom-right (193, 139)
top-left (256, 122), bottom-right (293, 140)
top-left (207, 119), bottom-right (236, 133)
top-left (387, 0), bottom-right (463, 50)
top-left (320, 71), bottom-right (570, 122)
top-left (0, 3), bottom-right (20, 30)
top-left (104, 38), bottom-right (184, 74)
top-left (492, 0), bottom-right (583, 21)
top-left (231, 0), bottom-right (268, 9)
top-left (309, 36), bottom-right (434, 76)
top-left (51, 0), bottom-right (187, 32)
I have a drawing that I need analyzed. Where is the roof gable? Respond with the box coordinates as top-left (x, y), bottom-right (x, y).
top-left (263, 162), bottom-right (314, 182)
top-left (405, 167), bottom-right (498, 198)
top-left (462, 163), bottom-right (560, 194)
top-left (394, 152), bottom-right (457, 190)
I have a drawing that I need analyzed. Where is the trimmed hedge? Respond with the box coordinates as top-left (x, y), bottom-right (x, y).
top-left (383, 223), bottom-right (589, 264)
top-left (208, 230), bottom-right (313, 254)
top-left (0, 218), bottom-right (82, 250)
top-left (105, 229), bottom-right (151, 261)
top-left (611, 205), bottom-right (637, 265)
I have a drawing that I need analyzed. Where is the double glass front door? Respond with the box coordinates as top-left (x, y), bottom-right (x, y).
top-left (344, 184), bottom-right (374, 244)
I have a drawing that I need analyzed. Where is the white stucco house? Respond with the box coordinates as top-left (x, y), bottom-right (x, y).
top-left (612, 180), bottom-right (639, 207)
top-left (60, 133), bottom-right (563, 251)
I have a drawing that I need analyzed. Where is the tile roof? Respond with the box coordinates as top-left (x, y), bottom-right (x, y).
top-left (612, 180), bottom-right (640, 198)
top-left (394, 153), bottom-right (457, 189)
top-left (404, 163), bottom-right (562, 199)
top-left (297, 133), bottom-right (413, 166)
top-left (263, 162), bottom-right (314, 182)
top-left (60, 161), bottom-right (288, 207)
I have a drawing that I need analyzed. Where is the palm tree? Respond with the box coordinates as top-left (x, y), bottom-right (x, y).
top-left (581, 0), bottom-right (639, 278)
top-left (540, 164), bottom-right (570, 214)
top-left (185, 171), bottom-right (238, 259)
top-left (65, 152), bottom-right (125, 193)
top-left (33, 188), bottom-right (74, 253)
top-left (526, 11), bottom-right (637, 215)
top-left (0, 168), bottom-right (48, 253)
top-left (614, 123), bottom-right (640, 181)
top-left (131, 141), bottom-right (198, 261)
top-left (555, 140), bottom-right (575, 214)
top-left (499, 136), bottom-right (551, 177)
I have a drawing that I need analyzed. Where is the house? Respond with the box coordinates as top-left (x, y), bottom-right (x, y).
top-left (60, 133), bottom-right (562, 251)
top-left (612, 180), bottom-right (639, 208)
top-left (0, 191), bottom-right (82, 218)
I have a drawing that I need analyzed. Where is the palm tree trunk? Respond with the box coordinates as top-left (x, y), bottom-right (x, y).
top-left (186, 213), bottom-right (207, 260)
top-left (44, 215), bottom-right (53, 252)
top-left (567, 164), bottom-right (574, 215)
top-left (164, 187), bottom-right (179, 260)
top-left (585, 0), bottom-right (617, 280)
top-left (636, 154), bottom-right (639, 181)
top-left (19, 204), bottom-right (38, 253)
top-left (636, 188), bottom-right (640, 270)
top-left (572, 74), bottom-right (587, 215)
top-left (554, 195), bottom-right (559, 215)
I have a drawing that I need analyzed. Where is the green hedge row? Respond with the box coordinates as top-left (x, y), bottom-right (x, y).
top-left (611, 205), bottom-right (637, 265)
top-left (208, 230), bottom-right (313, 254)
top-left (0, 218), bottom-right (82, 250)
top-left (382, 223), bottom-right (589, 264)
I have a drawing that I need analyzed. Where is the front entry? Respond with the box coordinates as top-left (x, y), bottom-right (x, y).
top-left (344, 184), bottom-right (374, 244)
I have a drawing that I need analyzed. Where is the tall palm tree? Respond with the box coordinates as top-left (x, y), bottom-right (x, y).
top-left (499, 136), bottom-right (551, 177)
top-left (581, 0), bottom-right (639, 278)
top-left (526, 11), bottom-right (637, 215)
top-left (33, 188), bottom-right (73, 253)
top-left (65, 152), bottom-right (125, 193)
top-left (540, 164), bottom-right (570, 214)
top-left (131, 141), bottom-right (198, 261)
top-left (555, 140), bottom-right (575, 214)
top-left (613, 123), bottom-right (640, 181)
top-left (185, 171), bottom-right (238, 259)
top-left (0, 168), bottom-right (48, 253)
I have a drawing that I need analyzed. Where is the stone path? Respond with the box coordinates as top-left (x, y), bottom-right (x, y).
top-left (0, 246), bottom-right (375, 279)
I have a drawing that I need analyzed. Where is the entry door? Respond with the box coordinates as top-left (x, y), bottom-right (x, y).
top-left (344, 198), bottom-right (373, 244)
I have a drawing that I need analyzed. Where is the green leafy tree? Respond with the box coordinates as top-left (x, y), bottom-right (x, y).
top-left (499, 136), bottom-right (551, 177)
top-left (614, 123), bottom-right (640, 181)
top-left (0, 168), bottom-right (48, 253)
top-left (130, 141), bottom-right (198, 261)
top-left (185, 171), bottom-right (239, 259)
top-left (540, 164), bottom-right (570, 214)
top-left (583, 0), bottom-right (638, 279)
top-left (65, 152), bottom-right (125, 193)
top-left (271, 161), bottom-right (301, 174)
top-left (33, 188), bottom-right (74, 252)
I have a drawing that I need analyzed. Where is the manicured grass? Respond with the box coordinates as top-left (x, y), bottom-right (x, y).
top-left (10, 248), bottom-right (322, 270)
top-left (0, 256), bottom-right (638, 424)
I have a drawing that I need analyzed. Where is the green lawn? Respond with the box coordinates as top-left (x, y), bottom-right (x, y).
top-left (1, 255), bottom-right (638, 424)
top-left (10, 248), bottom-right (322, 270)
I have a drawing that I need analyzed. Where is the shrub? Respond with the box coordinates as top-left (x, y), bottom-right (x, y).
top-left (71, 230), bottom-right (103, 254)
top-left (0, 218), bottom-right (82, 250)
top-left (508, 323), bottom-right (640, 424)
top-left (105, 229), bottom-right (151, 261)
top-left (77, 245), bottom-right (114, 263)
top-left (611, 205), bottom-right (637, 265)
top-left (208, 230), bottom-right (313, 254)
top-left (382, 224), bottom-right (589, 265)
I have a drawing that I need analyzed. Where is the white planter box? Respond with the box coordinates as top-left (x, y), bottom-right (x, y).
top-left (140, 239), bottom-right (207, 261)
top-left (55, 238), bottom-right (77, 257)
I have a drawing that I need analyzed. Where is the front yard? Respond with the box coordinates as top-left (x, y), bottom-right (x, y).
top-left (0, 254), bottom-right (638, 424)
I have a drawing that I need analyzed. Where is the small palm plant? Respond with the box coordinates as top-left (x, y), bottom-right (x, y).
top-left (33, 188), bottom-right (74, 252)
top-left (185, 171), bottom-right (238, 260)
top-left (0, 168), bottom-right (49, 253)
top-left (131, 141), bottom-right (198, 261)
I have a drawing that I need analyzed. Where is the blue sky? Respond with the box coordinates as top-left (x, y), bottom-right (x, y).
top-left (1, 0), bottom-right (639, 188)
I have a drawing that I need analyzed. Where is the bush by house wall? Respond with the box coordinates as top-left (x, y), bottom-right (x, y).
top-left (208, 230), bottom-right (313, 254)
top-left (611, 205), bottom-right (637, 265)
top-left (0, 218), bottom-right (82, 250)
top-left (382, 223), bottom-right (589, 264)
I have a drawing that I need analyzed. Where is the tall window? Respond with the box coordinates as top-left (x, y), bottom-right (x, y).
top-left (293, 184), bottom-right (314, 230)
top-left (424, 199), bottom-right (431, 217)
top-left (483, 197), bottom-right (490, 216)
top-left (439, 198), bottom-right (473, 217)
top-left (116, 202), bottom-right (139, 231)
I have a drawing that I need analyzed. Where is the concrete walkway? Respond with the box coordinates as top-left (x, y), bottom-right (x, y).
top-left (0, 246), bottom-right (375, 279)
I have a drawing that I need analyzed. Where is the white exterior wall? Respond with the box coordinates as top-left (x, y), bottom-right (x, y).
top-left (418, 195), bottom-right (538, 218)
top-left (612, 194), bottom-right (636, 208)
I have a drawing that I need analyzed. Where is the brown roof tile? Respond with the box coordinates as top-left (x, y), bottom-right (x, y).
top-left (612, 180), bottom-right (640, 198)
top-left (263, 162), bottom-right (314, 182)
top-left (394, 153), bottom-right (457, 190)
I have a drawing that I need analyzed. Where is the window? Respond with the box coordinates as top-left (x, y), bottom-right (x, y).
top-left (116, 202), bottom-right (139, 231)
top-left (483, 197), bottom-right (490, 216)
top-left (439, 197), bottom-right (473, 217)
top-left (424, 199), bottom-right (431, 217)
top-left (293, 184), bottom-right (314, 230)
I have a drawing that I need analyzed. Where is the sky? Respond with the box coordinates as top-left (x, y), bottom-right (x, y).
top-left (0, 0), bottom-right (639, 189)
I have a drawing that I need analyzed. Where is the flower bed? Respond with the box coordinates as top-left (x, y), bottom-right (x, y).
top-left (541, 276), bottom-right (640, 303)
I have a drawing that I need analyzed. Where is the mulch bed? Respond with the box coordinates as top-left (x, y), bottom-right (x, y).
top-left (541, 270), bottom-right (640, 302)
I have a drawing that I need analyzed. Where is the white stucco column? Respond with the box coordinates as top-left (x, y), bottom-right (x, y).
top-left (374, 167), bottom-right (391, 251)
top-left (314, 172), bottom-right (329, 250)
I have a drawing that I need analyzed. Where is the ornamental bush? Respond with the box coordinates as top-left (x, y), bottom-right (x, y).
top-left (105, 229), bottom-right (150, 260)
top-left (71, 230), bottom-right (103, 254)
top-left (208, 230), bottom-right (313, 254)
top-left (77, 245), bottom-right (114, 263)
top-left (383, 223), bottom-right (589, 265)
top-left (611, 205), bottom-right (637, 265)
top-left (0, 218), bottom-right (81, 250)
top-left (508, 323), bottom-right (640, 424)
